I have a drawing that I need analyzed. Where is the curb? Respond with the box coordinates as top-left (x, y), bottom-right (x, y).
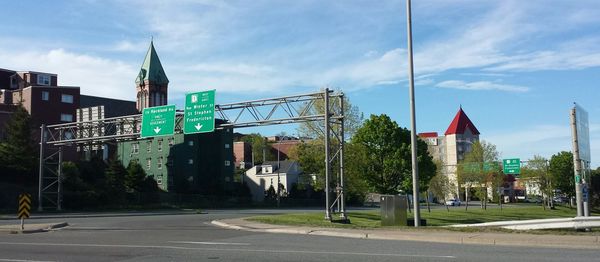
top-left (3, 222), bottom-right (69, 234)
top-left (210, 219), bottom-right (600, 250)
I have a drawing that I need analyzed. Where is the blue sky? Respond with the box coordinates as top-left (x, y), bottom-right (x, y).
top-left (1, 0), bottom-right (599, 167)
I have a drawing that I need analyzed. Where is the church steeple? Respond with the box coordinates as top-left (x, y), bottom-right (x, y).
top-left (136, 41), bottom-right (169, 112)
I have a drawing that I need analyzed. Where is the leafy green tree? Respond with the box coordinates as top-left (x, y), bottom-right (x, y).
top-left (104, 157), bottom-right (127, 204)
top-left (522, 155), bottom-right (553, 209)
top-left (591, 167), bottom-right (600, 209)
top-left (0, 105), bottom-right (36, 185)
top-left (241, 133), bottom-right (273, 165)
top-left (428, 161), bottom-right (453, 211)
top-left (342, 142), bottom-right (370, 204)
top-left (138, 176), bottom-right (160, 204)
top-left (549, 151), bottom-right (575, 202)
top-left (77, 156), bottom-right (107, 188)
top-left (294, 140), bottom-right (325, 189)
top-left (351, 114), bottom-right (436, 195)
top-left (297, 88), bottom-right (363, 140)
top-left (125, 161), bottom-right (147, 192)
top-left (458, 140), bottom-right (501, 210)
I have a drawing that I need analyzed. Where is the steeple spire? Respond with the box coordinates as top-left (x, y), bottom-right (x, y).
top-left (135, 41), bottom-right (169, 85)
top-left (135, 41), bottom-right (169, 112)
top-left (444, 107), bottom-right (480, 135)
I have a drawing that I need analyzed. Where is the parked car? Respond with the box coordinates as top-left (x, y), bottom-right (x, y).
top-left (525, 197), bottom-right (542, 203)
top-left (445, 199), bottom-right (461, 206)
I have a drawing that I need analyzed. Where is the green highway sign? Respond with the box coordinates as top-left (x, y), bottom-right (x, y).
top-left (503, 158), bottom-right (521, 175)
top-left (464, 162), bottom-right (497, 173)
top-left (184, 90), bottom-right (215, 134)
top-left (141, 105), bottom-right (176, 138)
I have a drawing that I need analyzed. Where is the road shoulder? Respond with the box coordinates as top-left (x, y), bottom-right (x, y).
top-left (212, 218), bottom-right (600, 250)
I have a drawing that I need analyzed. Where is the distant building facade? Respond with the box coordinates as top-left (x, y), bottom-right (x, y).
top-left (419, 107), bottom-right (480, 199)
top-left (233, 141), bottom-right (252, 169)
top-left (117, 123), bottom-right (234, 192)
top-left (243, 160), bottom-right (302, 202)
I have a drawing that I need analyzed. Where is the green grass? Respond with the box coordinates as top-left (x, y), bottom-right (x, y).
top-left (248, 206), bottom-right (592, 229)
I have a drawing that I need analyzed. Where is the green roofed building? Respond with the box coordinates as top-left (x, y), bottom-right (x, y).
top-left (117, 119), bottom-right (234, 193)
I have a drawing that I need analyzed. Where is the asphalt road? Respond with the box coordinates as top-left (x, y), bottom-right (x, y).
top-left (0, 209), bottom-right (597, 262)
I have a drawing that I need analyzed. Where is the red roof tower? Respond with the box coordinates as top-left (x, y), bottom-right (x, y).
top-left (444, 107), bottom-right (480, 135)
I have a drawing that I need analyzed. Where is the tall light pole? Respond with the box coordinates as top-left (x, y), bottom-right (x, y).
top-left (406, 0), bottom-right (421, 227)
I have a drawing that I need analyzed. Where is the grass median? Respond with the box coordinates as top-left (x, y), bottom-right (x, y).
top-left (247, 205), bottom-right (592, 229)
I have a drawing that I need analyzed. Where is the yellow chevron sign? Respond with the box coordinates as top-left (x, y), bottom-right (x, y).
top-left (18, 193), bottom-right (31, 219)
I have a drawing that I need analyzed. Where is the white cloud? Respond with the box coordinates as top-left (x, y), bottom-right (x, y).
top-left (415, 78), bottom-right (434, 86)
top-left (0, 49), bottom-right (136, 100)
top-left (111, 40), bottom-right (147, 53)
top-left (436, 80), bottom-right (529, 92)
top-left (187, 63), bottom-right (275, 77)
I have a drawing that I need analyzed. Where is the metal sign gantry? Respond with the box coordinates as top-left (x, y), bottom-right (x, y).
top-left (38, 89), bottom-right (347, 220)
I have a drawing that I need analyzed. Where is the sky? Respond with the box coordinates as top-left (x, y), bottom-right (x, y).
top-left (0, 0), bottom-right (599, 167)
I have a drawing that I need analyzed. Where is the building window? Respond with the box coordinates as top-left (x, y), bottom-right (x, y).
top-left (60, 114), bottom-right (73, 122)
top-left (158, 139), bottom-right (163, 151)
top-left (225, 143), bottom-right (230, 149)
top-left (146, 158), bottom-right (152, 169)
top-left (41, 91), bottom-right (49, 101)
top-left (132, 143), bottom-right (139, 154)
top-left (61, 94), bottom-right (73, 104)
top-left (147, 141), bottom-right (152, 153)
top-left (168, 138), bottom-right (174, 147)
top-left (157, 157), bottom-right (163, 169)
top-left (188, 140), bottom-right (194, 146)
top-left (157, 177), bottom-right (162, 185)
top-left (224, 160), bottom-right (231, 166)
top-left (37, 74), bottom-right (51, 85)
top-left (10, 77), bottom-right (17, 88)
top-left (188, 159), bottom-right (193, 165)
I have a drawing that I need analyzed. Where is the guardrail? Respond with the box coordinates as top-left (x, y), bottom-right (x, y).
top-left (448, 216), bottom-right (600, 230)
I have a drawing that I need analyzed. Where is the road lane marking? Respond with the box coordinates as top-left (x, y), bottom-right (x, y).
top-left (0, 242), bottom-right (455, 259)
top-left (169, 241), bottom-right (250, 246)
top-left (0, 259), bottom-right (56, 262)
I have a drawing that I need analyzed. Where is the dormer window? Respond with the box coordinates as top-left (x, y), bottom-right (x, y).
top-left (10, 76), bottom-right (17, 88)
top-left (262, 165), bottom-right (273, 174)
top-left (37, 74), bottom-right (51, 85)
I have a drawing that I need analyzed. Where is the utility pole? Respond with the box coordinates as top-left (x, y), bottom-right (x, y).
top-left (324, 88), bottom-right (331, 220)
top-left (570, 104), bottom-right (590, 217)
top-left (406, 0), bottom-right (421, 227)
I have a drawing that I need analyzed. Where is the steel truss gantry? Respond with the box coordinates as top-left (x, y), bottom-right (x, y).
top-left (38, 89), bottom-right (347, 220)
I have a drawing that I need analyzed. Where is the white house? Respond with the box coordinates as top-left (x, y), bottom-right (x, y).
top-left (243, 160), bottom-right (302, 202)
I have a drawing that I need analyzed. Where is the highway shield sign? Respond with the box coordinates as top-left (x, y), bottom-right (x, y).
top-left (184, 90), bottom-right (215, 134)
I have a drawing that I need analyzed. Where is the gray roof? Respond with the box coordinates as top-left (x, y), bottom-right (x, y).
top-left (259, 160), bottom-right (297, 174)
top-left (80, 95), bottom-right (138, 117)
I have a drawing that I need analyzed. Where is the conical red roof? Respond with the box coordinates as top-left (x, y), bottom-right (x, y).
top-left (444, 107), bottom-right (480, 135)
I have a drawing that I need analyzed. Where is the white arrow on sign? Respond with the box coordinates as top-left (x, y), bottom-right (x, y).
top-left (154, 127), bottom-right (161, 134)
top-left (195, 123), bottom-right (203, 130)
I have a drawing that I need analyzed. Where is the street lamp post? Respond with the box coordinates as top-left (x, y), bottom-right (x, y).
top-left (406, 0), bottom-right (421, 227)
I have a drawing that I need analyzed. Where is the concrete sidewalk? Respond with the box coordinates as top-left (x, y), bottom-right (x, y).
top-left (0, 222), bottom-right (68, 234)
top-left (212, 218), bottom-right (600, 250)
